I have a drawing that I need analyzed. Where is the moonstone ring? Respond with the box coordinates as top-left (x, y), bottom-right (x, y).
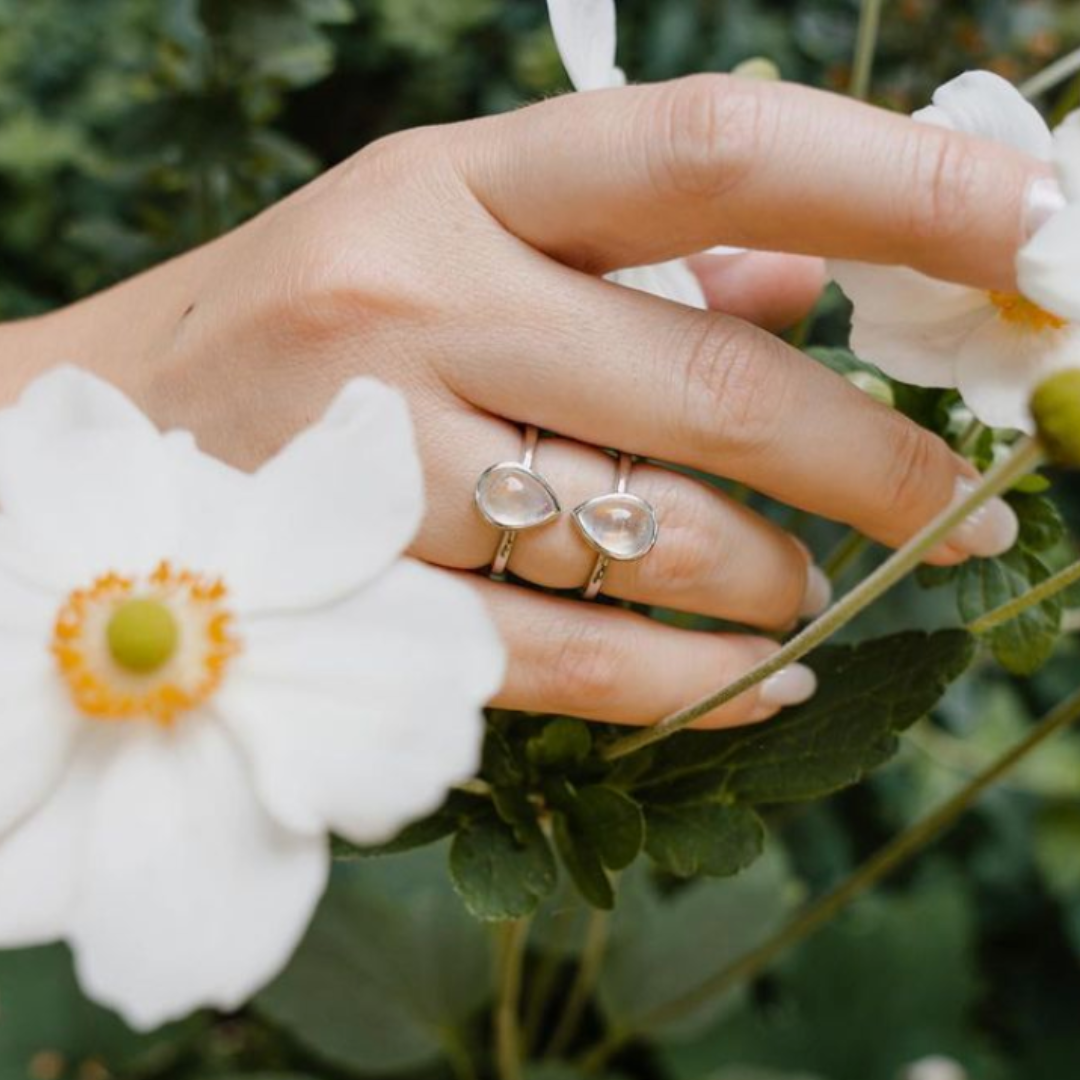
top-left (573, 452), bottom-right (659, 600)
top-left (475, 425), bottom-right (560, 576)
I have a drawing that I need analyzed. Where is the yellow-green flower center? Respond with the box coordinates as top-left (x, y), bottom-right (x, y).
top-left (106, 598), bottom-right (180, 674)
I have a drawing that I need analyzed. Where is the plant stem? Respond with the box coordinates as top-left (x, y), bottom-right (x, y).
top-left (969, 557), bottom-right (1080, 635)
top-left (850, 0), bottom-right (886, 100)
top-left (1021, 44), bottom-right (1080, 100)
top-left (581, 685), bottom-right (1080, 1071)
top-left (602, 438), bottom-right (1043, 763)
top-left (494, 920), bottom-right (530, 1080)
top-left (545, 909), bottom-right (610, 1058)
top-left (822, 529), bottom-right (872, 583)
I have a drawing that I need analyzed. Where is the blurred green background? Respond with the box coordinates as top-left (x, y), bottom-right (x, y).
top-left (3, 3), bottom-right (1080, 1080)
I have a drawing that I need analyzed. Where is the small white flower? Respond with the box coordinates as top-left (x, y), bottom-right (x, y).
top-left (831, 71), bottom-right (1080, 431)
top-left (544, 0), bottom-right (708, 308)
top-left (0, 368), bottom-right (505, 1030)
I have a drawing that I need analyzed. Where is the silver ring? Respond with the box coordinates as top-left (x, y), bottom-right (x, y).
top-left (475, 425), bottom-right (560, 576)
top-left (573, 452), bottom-right (659, 600)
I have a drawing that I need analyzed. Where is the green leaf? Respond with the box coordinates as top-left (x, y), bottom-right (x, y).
top-left (527, 716), bottom-right (593, 768)
top-left (637, 631), bottom-right (975, 806)
top-left (0, 945), bottom-right (199, 1079)
top-left (450, 809), bottom-right (557, 920)
top-left (1010, 492), bottom-right (1067, 553)
top-left (598, 850), bottom-right (799, 1040)
top-left (644, 803), bottom-right (765, 878)
top-left (570, 786), bottom-right (644, 871)
top-left (553, 812), bottom-right (614, 910)
top-left (959, 549), bottom-right (1063, 675)
top-left (258, 846), bottom-right (491, 1074)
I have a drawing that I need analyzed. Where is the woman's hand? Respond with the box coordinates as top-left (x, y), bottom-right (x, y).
top-left (7, 75), bottom-right (1041, 728)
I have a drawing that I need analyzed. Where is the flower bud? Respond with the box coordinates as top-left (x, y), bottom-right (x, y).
top-left (1030, 368), bottom-right (1080, 467)
top-left (732, 57), bottom-right (781, 81)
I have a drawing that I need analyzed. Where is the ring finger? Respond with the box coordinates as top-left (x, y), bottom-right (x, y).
top-left (410, 406), bottom-right (830, 632)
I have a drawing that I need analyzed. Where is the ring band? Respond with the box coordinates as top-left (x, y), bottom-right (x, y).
top-left (573, 452), bottom-right (659, 600)
top-left (475, 425), bottom-right (560, 576)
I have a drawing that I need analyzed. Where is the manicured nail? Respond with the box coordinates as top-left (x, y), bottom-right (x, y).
top-left (759, 664), bottom-right (818, 709)
top-left (1025, 176), bottom-right (1066, 240)
top-left (800, 565), bottom-right (833, 619)
top-left (947, 477), bottom-right (1019, 558)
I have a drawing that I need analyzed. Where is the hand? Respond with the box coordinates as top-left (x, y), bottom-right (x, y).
top-left (12, 75), bottom-right (1038, 728)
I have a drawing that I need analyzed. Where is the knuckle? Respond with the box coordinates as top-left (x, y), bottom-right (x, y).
top-left (673, 318), bottom-right (784, 458)
top-left (649, 74), bottom-right (765, 201)
top-left (880, 418), bottom-right (949, 524)
top-left (544, 618), bottom-right (628, 705)
top-left (905, 128), bottom-right (980, 246)
top-left (645, 483), bottom-right (718, 595)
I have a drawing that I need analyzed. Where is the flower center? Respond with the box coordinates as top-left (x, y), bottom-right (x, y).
top-left (52, 561), bottom-right (240, 725)
top-left (989, 292), bottom-right (1068, 332)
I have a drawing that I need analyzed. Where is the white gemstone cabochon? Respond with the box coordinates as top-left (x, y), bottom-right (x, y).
top-left (573, 493), bottom-right (658, 560)
top-left (476, 463), bottom-right (560, 530)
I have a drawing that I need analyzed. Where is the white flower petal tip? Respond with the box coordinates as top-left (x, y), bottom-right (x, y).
top-left (0, 367), bottom-right (503, 1026)
top-left (545, 0), bottom-right (618, 92)
top-left (609, 259), bottom-right (707, 308)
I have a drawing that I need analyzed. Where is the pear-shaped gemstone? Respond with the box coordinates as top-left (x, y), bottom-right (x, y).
top-left (476, 464), bottom-right (560, 530)
top-left (573, 493), bottom-right (658, 561)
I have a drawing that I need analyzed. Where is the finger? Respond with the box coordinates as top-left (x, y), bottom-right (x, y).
top-left (410, 410), bottom-right (829, 631)
top-left (462, 574), bottom-right (817, 728)
top-left (688, 250), bottom-right (826, 331)
top-left (462, 76), bottom-right (1045, 292)
top-left (439, 267), bottom-right (1018, 559)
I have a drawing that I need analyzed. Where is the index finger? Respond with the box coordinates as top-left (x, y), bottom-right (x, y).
top-left (463, 75), bottom-right (1047, 293)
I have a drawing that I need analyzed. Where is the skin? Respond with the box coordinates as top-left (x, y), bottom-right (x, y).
top-left (0, 75), bottom-right (1046, 728)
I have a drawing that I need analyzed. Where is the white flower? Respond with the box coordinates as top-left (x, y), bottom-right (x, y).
top-left (544, 0), bottom-right (708, 308)
top-left (831, 71), bottom-right (1080, 431)
top-left (0, 368), bottom-right (505, 1031)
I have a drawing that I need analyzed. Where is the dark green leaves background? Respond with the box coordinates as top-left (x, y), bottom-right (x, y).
top-left (3, 2), bottom-right (1080, 1079)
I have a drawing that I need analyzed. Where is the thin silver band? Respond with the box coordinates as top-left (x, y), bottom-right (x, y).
top-left (491, 424), bottom-right (540, 576)
top-left (583, 452), bottom-right (633, 600)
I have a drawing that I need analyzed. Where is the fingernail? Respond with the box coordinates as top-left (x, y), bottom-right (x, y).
top-left (759, 664), bottom-right (818, 709)
top-left (1024, 176), bottom-right (1066, 241)
top-left (800, 565), bottom-right (833, 619)
top-left (947, 477), bottom-right (1019, 558)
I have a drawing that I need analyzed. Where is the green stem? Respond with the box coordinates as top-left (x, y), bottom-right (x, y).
top-left (602, 438), bottom-right (1044, 763)
top-left (822, 529), bottom-right (871, 583)
top-left (494, 920), bottom-right (530, 1080)
top-left (545, 909), bottom-right (610, 1058)
top-left (523, 909), bottom-right (576, 1054)
top-left (581, 685), bottom-right (1080, 1071)
top-left (1021, 44), bottom-right (1080, 99)
top-left (969, 557), bottom-right (1080, 635)
top-left (849, 0), bottom-right (886, 100)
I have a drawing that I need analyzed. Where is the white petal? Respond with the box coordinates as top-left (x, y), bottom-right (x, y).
top-left (0, 677), bottom-right (80, 840)
top-left (609, 260), bottom-right (707, 308)
top-left (1018, 204), bottom-right (1080, 322)
top-left (218, 560), bottom-right (505, 845)
top-left (830, 261), bottom-right (992, 387)
top-left (916, 71), bottom-right (1053, 158)
top-left (1053, 110), bottom-right (1080, 202)
top-left (0, 729), bottom-right (111, 948)
top-left (210, 379), bottom-right (424, 614)
top-left (69, 717), bottom-right (328, 1031)
top-left (546, 0), bottom-right (618, 91)
top-left (0, 370), bottom-right (178, 589)
top-left (955, 320), bottom-right (1080, 431)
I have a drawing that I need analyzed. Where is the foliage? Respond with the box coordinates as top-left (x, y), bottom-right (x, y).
top-left (2, 2), bottom-right (1080, 1080)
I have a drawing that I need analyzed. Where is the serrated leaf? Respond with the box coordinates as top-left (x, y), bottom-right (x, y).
top-left (554, 812), bottom-right (614, 910)
top-left (258, 847), bottom-right (490, 1074)
top-left (637, 631), bottom-right (975, 806)
top-left (527, 716), bottom-right (593, 768)
top-left (1010, 492), bottom-right (1066, 553)
top-left (450, 810), bottom-right (556, 920)
top-left (959, 549), bottom-right (1063, 675)
top-left (645, 803), bottom-right (765, 878)
top-left (571, 786), bottom-right (644, 871)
